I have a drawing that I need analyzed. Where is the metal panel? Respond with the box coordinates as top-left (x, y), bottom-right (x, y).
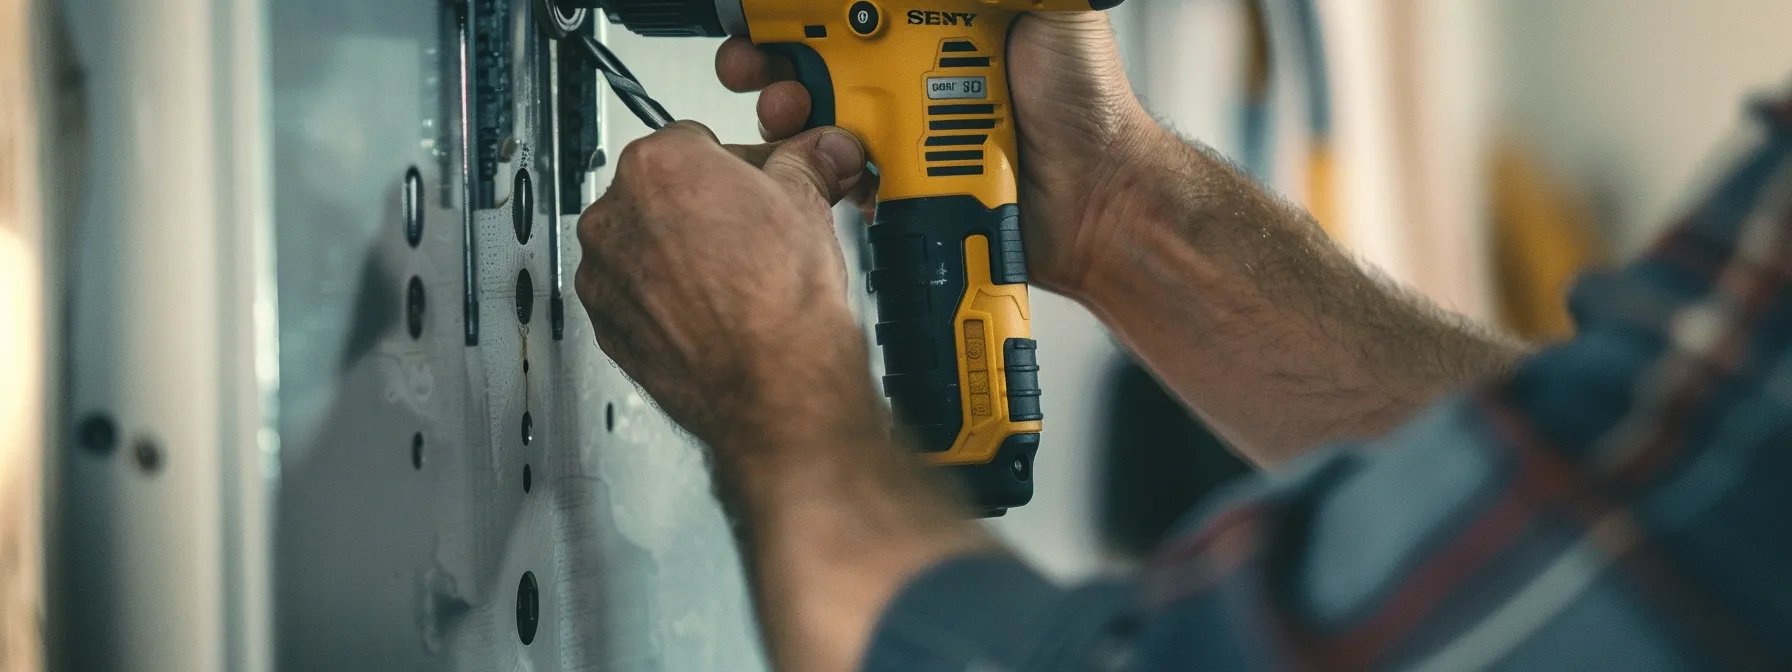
top-left (54, 0), bottom-right (1122, 665)
top-left (266, 1), bottom-right (764, 669)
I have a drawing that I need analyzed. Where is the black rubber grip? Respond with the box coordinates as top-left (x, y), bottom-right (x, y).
top-left (1003, 339), bottom-right (1043, 422)
top-left (945, 433), bottom-right (1038, 514)
top-left (868, 196), bottom-right (1037, 512)
top-left (868, 196), bottom-right (1026, 452)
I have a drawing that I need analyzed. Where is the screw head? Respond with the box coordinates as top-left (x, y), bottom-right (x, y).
top-left (133, 437), bottom-right (164, 474)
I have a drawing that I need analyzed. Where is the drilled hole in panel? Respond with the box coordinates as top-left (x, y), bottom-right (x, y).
top-left (516, 571), bottom-right (539, 645)
top-left (77, 413), bottom-right (118, 457)
top-left (515, 268), bottom-right (534, 325)
top-left (403, 166), bottom-right (425, 247)
top-left (406, 276), bottom-right (425, 339)
top-left (512, 168), bottom-right (534, 244)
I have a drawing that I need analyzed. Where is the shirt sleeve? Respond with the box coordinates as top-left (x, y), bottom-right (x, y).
top-left (862, 95), bottom-right (1792, 672)
top-left (862, 555), bottom-right (1138, 672)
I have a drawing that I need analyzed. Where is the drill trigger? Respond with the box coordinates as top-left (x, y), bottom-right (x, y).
top-left (760, 43), bottom-right (837, 130)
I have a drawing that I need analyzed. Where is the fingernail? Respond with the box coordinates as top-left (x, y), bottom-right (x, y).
top-left (816, 129), bottom-right (865, 188)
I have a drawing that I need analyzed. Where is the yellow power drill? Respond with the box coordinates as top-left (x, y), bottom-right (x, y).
top-left (557, 0), bottom-right (1123, 513)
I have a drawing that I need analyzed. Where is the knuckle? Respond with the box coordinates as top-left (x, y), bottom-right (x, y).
top-left (575, 205), bottom-right (607, 250)
top-left (615, 138), bottom-right (661, 176)
top-left (572, 261), bottom-right (592, 303)
top-left (617, 135), bottom-right (683, 178)
top-left (666, 120), bottom-right (717, 142)
top-left (573, 259), bottom-right (611, 315)
top-left (770, 155), bottom-right (831, 197)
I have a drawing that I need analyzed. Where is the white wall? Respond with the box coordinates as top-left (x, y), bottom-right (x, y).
top-left (1495, 0), bottom-right (1792, 256)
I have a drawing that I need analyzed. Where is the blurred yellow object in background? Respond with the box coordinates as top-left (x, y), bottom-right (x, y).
top-left (1308, 144), bottom-right (1340, 238)
top-left (1490, 140), bottom-right (1603, 341)
top-left (0, 0), bottom-right (45, 667)
top-left (0, 241), bottom-right (42, 672)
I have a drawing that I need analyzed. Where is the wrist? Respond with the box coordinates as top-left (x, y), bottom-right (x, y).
top-left (1075, 119), bottom-right (1230, 308)
top-left (704, 310), bottom-right (885, 458)
top-left (733, 441), bottom-right (997, 672)
top-left (707, 363), bottom-right (997, 672)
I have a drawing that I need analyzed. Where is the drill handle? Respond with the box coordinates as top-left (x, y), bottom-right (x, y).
top-left (867, 196), bottom-right (1042, 512)
top-left (748, 5), bottom-right (1124, 512)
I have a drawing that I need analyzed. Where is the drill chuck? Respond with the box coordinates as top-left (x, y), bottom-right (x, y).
top-left (558, 0), bottom-right (732, 36)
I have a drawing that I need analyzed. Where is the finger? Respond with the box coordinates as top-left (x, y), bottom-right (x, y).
top-left (611, 121), bottom-right (727, 193)
top-left (722, 139), bottom-right (783, 169)
top-left (761, 127), bottom-right (866, 207)
top-left (658, 119), bottom-right (721, 145)
top-left (715, 37), bottom-right (795, 93)
top-left (847, 169), bottom-right (880, 220)
top-left (756, 81), bottom-right (813, 142)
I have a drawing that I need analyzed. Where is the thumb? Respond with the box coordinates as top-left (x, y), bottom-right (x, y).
top-left (761, 127), bottom-right (866, 206)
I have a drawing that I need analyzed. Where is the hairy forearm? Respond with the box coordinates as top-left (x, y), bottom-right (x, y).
top-left (1082, 125), bottom-right (1526, 467)
top-left (707, 324), bottom-right (995, 672)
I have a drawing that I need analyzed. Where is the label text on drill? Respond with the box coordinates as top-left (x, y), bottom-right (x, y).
top-left (926, 77), bottom-right (988, 100)
top-left (907, 10), bottom-right (978, 27)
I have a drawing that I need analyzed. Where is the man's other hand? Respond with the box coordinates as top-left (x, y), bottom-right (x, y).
top-left (578, 122), bottom-right (994, 672)
top-left (574, 121), bottom-right (871, 446)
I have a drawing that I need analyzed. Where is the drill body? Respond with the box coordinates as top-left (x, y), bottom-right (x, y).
top-left (583, 0), bottom-right (1123, 512)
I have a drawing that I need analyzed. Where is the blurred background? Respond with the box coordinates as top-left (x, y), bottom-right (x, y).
top-left (1001, 0), bottom-right (1792, 581)
top-left (4, 0), bottom-right (1791, 669)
